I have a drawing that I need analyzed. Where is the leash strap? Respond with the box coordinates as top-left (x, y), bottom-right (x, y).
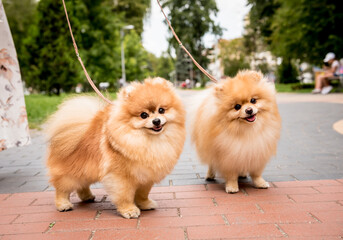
top-left (61, 0), bottom-right (217, 100)
top-left (156, 0), bottom-right (218, 83)
top-left (61, 0), bottom-right (113, 104)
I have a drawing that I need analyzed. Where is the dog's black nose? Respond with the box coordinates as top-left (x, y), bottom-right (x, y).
top-left (245, 107), bottom-right (253, 115)
top-left (152, 118), bottom-right (161, 126)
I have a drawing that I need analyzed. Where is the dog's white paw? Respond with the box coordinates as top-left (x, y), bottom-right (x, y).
top-left (255, 181), bottom-right (270, 189)
top-left (137, 199), bottom-right (158, 210)
top-left (56, 201), bottom-right (73, 212)
top-left (79, 194), bottom-right (95, 202)
top-left (225, 179), bottom-right (239, 193)
top-left (119, 206), bottom-right (141, 219)
top-left (253, 177), bottom-right (270, 189)
top-left (77, 189), bottom-right (96, 202)
top-left (225, 184), bottom-right (239, 194)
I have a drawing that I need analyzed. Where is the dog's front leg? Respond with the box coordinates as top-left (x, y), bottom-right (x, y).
top-left (102, 173), bottom-right (140, 219)
top-left (135, 182), bottom-right (158, 210)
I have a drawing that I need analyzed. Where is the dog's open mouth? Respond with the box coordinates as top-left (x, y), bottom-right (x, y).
top-left (245, 114), bottom-right (256, 122)
top-left (150, 124), bottom-right (164, 132)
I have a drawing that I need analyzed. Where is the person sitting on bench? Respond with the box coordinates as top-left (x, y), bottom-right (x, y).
top-left (312, 52), bottom-right (341, 94)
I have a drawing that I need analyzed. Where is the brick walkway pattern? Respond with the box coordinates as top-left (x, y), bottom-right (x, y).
top-left (0, 179), bottom-right (342, 239)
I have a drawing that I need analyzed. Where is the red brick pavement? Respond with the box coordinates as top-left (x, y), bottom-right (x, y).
top-left (0, 179), bottom-right (342, 239)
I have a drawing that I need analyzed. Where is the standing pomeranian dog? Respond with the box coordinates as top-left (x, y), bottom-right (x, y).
top-left (191, 71), bottom-right (281, 193)
top-left (46, 78), bottom-right (185, 218)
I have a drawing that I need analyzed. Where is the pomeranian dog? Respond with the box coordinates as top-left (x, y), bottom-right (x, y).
top-left (46, 78), bottom-right (185, 218)
top-left (191, 71), bottom-right (281, 193)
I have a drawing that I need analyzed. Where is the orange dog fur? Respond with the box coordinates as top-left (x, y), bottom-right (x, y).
top-left (46, 78), bottom-right (185, 218)
top-left (191, 71), bottom-right (281, 193)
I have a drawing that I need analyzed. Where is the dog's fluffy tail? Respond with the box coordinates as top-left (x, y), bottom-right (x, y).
top-left (45, 96), bottom-right (105, 158)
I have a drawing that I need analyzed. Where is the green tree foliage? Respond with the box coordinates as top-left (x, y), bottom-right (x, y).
top-left (24, 0), bottom-right (80, 94)
top-left (245, 0), bottom-right (343, 65)
top-left (255, 62), bottom-right (270, 75)
top-left (175, 49), bottom-right (193, 82)
top-left (223, 57), bottom-right (250, 78)
top-left (146, 52), bottom-right (175, 80)
top-left (13, 0), bottom-right (153, 94)
top-left (244, 0), bottom-right (280, 53)
top-left (219, 39), bottom-right (250, 77)
top-left (156, 53), bottom-right (175, 80)
top-left (124, 31), bottom-right (152, 81)
top-left (161, 0), bottom-right (222, 82)
top-left (276, 58), bottom-right (298, 84)
top-left (146, 53), bottom-right (159, 75)
top-left (270, 0), bottom-right (343, 65)
top-left (69, 0), bottom-right (122, 87)
top-left (3, 0), bottom-right (36, 75)
top-left (112, 0), bottom-right (151, 36)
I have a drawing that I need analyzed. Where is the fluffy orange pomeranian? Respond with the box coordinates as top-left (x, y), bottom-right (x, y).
top-left (191, 71), bottom-right (281, 193)
top-left (46, 78), bottom-right (185, 218)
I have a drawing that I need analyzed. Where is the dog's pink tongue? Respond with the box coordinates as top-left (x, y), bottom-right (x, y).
top-left (246, 115), bottom-right (256, 122)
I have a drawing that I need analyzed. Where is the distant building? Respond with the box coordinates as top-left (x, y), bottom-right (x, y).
top-left (250, 51), bottom-right (278, 71)
top-left (207, 40), bottom-right (225, 81)
top-left (208, 38), bottom-right (279, 82)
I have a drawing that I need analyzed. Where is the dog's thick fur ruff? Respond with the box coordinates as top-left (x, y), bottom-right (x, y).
top-left (191, 71), bottom-right (281, 193)
top-left (46, 78), bottom-right (186, 218)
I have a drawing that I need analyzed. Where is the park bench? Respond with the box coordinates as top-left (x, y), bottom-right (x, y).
top-left (328, 65), bottom-right (343, 89)
top-left (314, 64), bottom-right (343, 90)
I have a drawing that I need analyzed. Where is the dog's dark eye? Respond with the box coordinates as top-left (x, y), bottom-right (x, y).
top-left (234, 104), bottom-right (241, 110)
top-left (250, 98), bottom-right (257, 104)
top-left (140, 112), bottom-right (149, 119)
top-left (158, 108), bottom-right (165, 114)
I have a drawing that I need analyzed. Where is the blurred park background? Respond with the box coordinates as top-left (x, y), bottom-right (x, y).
top-left (2, 0), bottom-right (343, 128)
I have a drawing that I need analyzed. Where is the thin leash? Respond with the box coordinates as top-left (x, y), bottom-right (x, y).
top-left (61, 0), bottom-right (218, 104)
top-left (61, 0), bottom-right (113, 105)
top-left (156, 0), bottom-right (218, 83)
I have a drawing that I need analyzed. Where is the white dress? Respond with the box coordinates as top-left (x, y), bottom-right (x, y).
top-left (0, 1), bottom-right (31, 151)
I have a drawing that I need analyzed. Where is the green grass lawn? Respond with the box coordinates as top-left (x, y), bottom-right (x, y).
top-left (25, 93), bottom-right (116, 129)
top-left (25, 94), bottom-right (66, 129)
top-left (275, 83), bottom-right (313, 93)
top-left (187, 83), bottom-right (314, 93)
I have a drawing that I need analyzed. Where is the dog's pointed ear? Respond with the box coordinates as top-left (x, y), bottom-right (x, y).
top-left (118, 85), bottom-right (135, 100)
top-left (214, 76), bottom-right (233, 98)
top-left (214, 83), bottom-right (224, 98)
